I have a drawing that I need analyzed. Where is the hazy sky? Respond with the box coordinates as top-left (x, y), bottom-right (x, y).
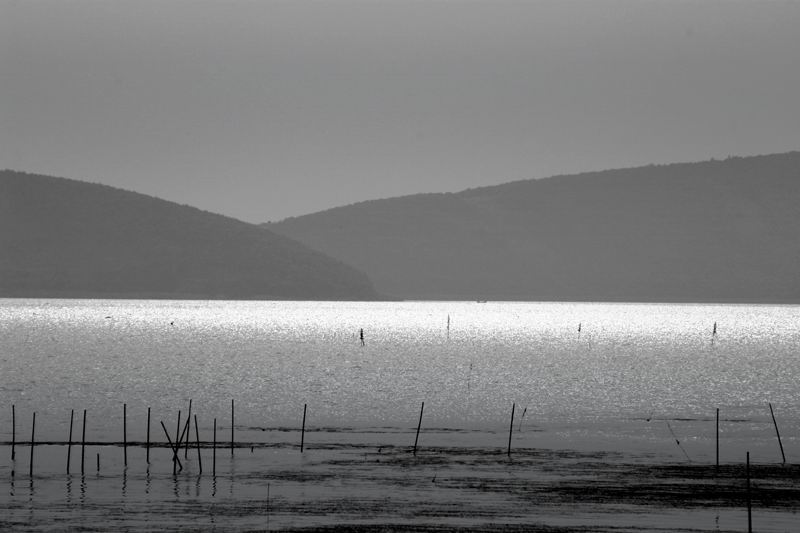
top-left (2, 0), bottom-right (799, 223)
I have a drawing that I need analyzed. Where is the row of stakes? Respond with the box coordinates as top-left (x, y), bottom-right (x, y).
top-left (9, 399), bottom-right (241, 477)
top-left (5, 320), bottom-right (738, 477)
top-left (6, 400), bottom-right (789, 533)
top-left (7, 400), bottom-right (788, 476)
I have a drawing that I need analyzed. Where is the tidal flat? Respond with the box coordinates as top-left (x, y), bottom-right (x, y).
top-left (2, 425), bottom-right (798, 532)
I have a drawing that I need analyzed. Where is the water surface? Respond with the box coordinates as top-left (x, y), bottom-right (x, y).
top-left (1, 299), bottom-right (799, 531)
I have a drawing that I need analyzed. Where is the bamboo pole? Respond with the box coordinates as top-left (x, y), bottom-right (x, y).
top-left (231, 399), bottom-right (234, 456)
top-left (300, 403), bottom-right (307, 453)
top-left (716, 408), bottom-right (719, 471)
top-left (81, 409), bottom-right (87, 475)
top-left (213, 417), bottom-right (217, 477)
top-left (185, 399), bottom-right (192, 459)
top-left (123, 403), bottom-right (127, 467)
top-left (174, 411), bottom-right (182, 474)
top-left (768, 403), bottom-right (786, 464)
top-left (67, 409), bottom-right (74, 474)
top-left (194, 415), bottom-right (202, 474)
top-left (29, 412), bottom-right (35, 477)
top-left (146, 407), bottom-right (151, 464)
top-left (746, 451), bottom-right (752, 533)
top-left (177, 414), bottom-right (190, 449)
top-left (413, 402), bottom-right (424, 456)
top-left (175, 410), bottom-right (182, 449)
top-left (507, 403), bottom-right (515, 457)
top-left (160, 421), bottom-right (183, 474)
top-left (11, 404), bottom-right (15, 461)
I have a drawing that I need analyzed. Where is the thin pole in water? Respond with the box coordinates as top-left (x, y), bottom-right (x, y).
top-left (231, 399), bottom-right (234, 456)
top-left (212, 417), bottom-right (217, 477)
top-left (176, 410), bottom-right (182, 447)
top-left (174, 410), bottom-right (182, 472)
top-left (746, 451), bottom-right (752, 533)
top-left (507, 403), bottom-right (515, 458)
top-left (96, 453), bottom-right (100, 473)
top-left (194, 415), bottom-right (202, 474)
top-left (160, 421), bottom-right (183, 474)
top-left (301, 403), bottom-right (307, 453)
top-left (715, 408), bottom-right (719, 471)
top-left (177, 413), bottom-right (190, 449)
top-left (185, 399), bottom-right (192, 459)
top-left (81, 409), bottom-right (87, 475)
top-left (768, 403), bottom-right (786, 464)
top-left (67, 409), bottom-right (74, 474)
top-left (146, 407), bottom-right (151, 464)
top-left (29, 412), bottom-right (35, 477)
top-left (413, 402), bottom-right (424, 456)
top-left (123, 403), bottom-right (127, 467)
top-left (11, 404), bottom-right (15, 461)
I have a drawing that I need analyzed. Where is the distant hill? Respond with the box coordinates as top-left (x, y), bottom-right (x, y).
top-left (270, 152), bottom-right (800, 303)
top-left (0, 171), bottom-right (380, 300)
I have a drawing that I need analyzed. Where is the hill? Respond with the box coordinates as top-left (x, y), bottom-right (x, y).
top-left (0, 171), bottom-right (380, 300)
top-left (270, 152), bottom-right (800, 303)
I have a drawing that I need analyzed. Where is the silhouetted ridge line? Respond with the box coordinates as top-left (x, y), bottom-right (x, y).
top-left (270, 151), bottom-right (800, 303)
top-left (0, 170), bottom-right (380, 300)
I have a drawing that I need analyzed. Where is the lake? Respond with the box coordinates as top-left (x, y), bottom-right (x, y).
top-left (1, 299), bottom-right (799, 531)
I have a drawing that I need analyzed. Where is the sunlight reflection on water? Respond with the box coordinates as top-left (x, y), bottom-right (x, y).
top-left (1, 299), bottom-right (799, 447)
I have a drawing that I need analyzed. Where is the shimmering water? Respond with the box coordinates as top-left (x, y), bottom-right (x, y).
top-left (1, 299), bottom-right (799, 531)
top-left (2, 299), bottom-right (798, 457)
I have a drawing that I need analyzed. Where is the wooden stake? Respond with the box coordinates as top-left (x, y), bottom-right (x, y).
top-left (174, 410), bottom-right (182, 474)
top-left (716, 408), bottom-right (719, 471)
top-left (413, 402), bottom-right (424, 456)
top-left (212, 417), bottom-right (217, 477)
top-left (96, 453), bottom-right (100, 473)
top-left (231, 399), bottom-right (235, 456)
top-left (194, 415), bottom-right (202, 474)
top-left (29, 412), bottom-right (35, 477)
top-left (160, 421), bottom-right (183, 474)
top-left (146, 407), bottom-right (151, 464)
top-left (67, 409), bottom-right (74, 474)
top-left (175, 410), bottom-right (182, 449)
top-left (746, 451), bottom-right (752, 533)
top-left (300, 403), bottom-right (307, 453)
top-left (768, 403), bottom-right (786, 464)
top-left (81, 409), bottom-right (87, 475)
top-left (507, 403), bottom-right (515, 457)
top-left (123, 403), bottom-right (127, 467)
top-left (185, 399), bottom-right (192, 459)
top-left (11, 404), bottom-right (15, 461)
top-left (177, 414), bottom-right (190, 448)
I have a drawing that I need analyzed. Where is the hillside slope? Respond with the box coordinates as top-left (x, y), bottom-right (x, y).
top-left (0, 171), bottom-right (379, 300)
top-left (270, 152), bottom-right (800, 302)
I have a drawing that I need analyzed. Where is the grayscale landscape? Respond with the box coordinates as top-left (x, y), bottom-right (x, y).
top-left (1, 1), bottom-right (799, 531)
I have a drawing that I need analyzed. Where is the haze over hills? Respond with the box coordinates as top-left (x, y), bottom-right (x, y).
top-left (0, 171), bottom-right (380, 300)
top-left (270, 152), bottom-right (800, 303)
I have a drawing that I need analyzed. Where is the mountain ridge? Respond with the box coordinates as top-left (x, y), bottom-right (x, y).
top-left (270, 151), bottom-right (800, 303)
top-left (0, 170), bottom-right (381, 300)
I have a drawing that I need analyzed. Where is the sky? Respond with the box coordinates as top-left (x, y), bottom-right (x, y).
top-left (2, 0), bottom-right (800, 223)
